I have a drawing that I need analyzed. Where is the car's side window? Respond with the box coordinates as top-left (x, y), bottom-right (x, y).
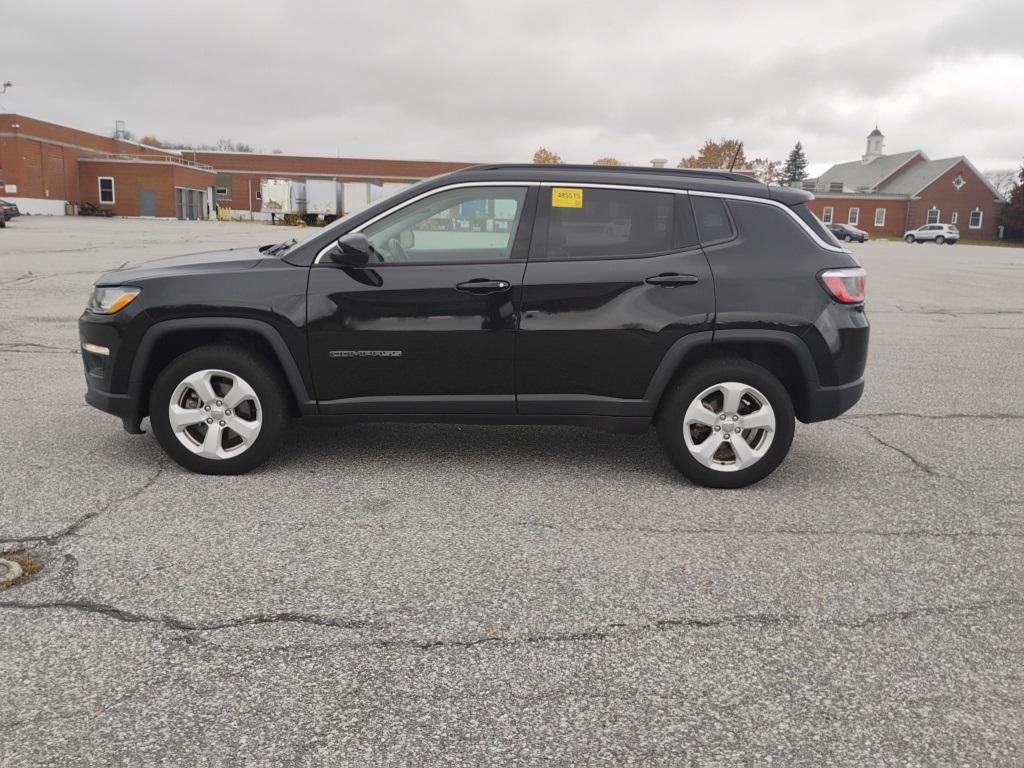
top-left (691, 196), bottom-right (736, 244)
top-left (363, 186), bottom-right (528, 263)
top-left (541, 187), bottom-right (674, 259)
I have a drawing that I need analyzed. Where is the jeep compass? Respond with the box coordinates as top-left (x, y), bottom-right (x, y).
top-left (79, 165), bottom-right (868, 488)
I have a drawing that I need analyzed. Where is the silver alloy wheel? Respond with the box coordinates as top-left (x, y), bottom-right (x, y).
top-left (682, 381), bottom-right (776, 473)
top-left (168, 368), bottom-right (262, 460)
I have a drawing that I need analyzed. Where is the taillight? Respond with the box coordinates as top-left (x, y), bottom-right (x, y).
top-left (819, 268), bottom-right (865, 304)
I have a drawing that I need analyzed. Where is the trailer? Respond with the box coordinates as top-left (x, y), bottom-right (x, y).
top-left (305, 179), bottom-right (344, 223)
top-left (260, 178), bottom-right (307, 223)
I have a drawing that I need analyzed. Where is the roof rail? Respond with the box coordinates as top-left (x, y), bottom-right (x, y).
top-left (468, 163), bottom-right (760, 183)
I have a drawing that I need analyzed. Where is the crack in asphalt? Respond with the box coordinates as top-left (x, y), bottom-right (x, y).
top-left (0, 342), bottom-right (77, 355)
top-left (0, 462), bottom-right (167, 547)
top-left (843, 412), bottom-right (1024, 421)
top-left (510, 521), bottom-right (1024, 539)
top-left (836, 419), bottom-right (956, 481)
top-left (0, 598), bottom-right (382, 633)
top-left (1, 598), bottom-right (1016, 651)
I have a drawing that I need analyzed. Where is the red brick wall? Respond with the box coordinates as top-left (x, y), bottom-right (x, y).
top-left (78, 161), bottom-right (214, 217)
top-left (907, 160), bottom-right (1000, 240)
top-left (805, 196), bottom-right (909, 238)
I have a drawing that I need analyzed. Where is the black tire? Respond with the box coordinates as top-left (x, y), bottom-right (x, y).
top-left (844, 234), bottom-right (853, 242)
top-left (936, 235), bottom-right (945, 244)
top-left (656, 358), bottom-right (795, 489)
top-left (149, 345), bottom-right (290, 475)
top-left (904, 235), bottom-right (915, 243)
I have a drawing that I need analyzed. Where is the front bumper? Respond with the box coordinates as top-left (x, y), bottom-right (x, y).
top-left (79, 309), bottom-right (147, 433)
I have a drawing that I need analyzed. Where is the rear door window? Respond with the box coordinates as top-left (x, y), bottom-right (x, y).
top-left (691, 196), bottom-right (736, 244)
top-left (540, 187), bottom-right (674, 259)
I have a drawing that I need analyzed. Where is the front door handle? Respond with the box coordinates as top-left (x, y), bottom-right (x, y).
top-left (456, 279), bottom-right (512, 294)
top-left (645, 273), bottom-right (699, 286)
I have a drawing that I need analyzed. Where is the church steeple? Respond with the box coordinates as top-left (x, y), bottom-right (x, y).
top-left (863, 125), bottom-right (885, 163)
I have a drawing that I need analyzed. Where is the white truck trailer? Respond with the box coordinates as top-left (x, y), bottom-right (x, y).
top-left (305, 179), bottom-right (344, 223)
top-left (260, 178), bottom-right (307, 223)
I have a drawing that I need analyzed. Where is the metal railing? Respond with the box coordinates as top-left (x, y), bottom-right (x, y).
top-left (77, 153), bottom-right (214, 171)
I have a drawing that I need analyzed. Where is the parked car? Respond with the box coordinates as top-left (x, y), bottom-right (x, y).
top-left (904, 223), bottom-right (959, 244)
top-left (0, 199), bottom-right (20, 220)
top-left (826, 222), bottom-right (868, 243)
top-left (79, 164), bottom-right (868, 488)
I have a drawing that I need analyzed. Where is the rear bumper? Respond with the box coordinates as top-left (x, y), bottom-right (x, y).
top-left (800, 376), bottom-right (864, 423)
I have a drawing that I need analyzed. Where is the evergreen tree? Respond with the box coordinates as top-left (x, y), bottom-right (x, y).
top-left (783, 141), bottom-right (809, 184)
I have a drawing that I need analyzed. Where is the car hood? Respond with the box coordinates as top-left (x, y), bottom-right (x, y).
top-left (94, 246), bottom-right (269, 285)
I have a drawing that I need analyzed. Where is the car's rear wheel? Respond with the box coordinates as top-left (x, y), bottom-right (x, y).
top-left (149, 346), bottom-right (290, 475)
top-left (657, 359), bottom-right (795, 488)
top-left (904, 235), bottom-right (915, 243)
top-left (936, 235), bottom-right (945, 244)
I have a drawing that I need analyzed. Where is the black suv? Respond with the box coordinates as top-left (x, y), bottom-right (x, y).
top-left (80, 165), bottom-right (868, 488)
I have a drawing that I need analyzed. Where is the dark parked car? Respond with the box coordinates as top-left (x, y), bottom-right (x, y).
top-left (0, 199), bottom-right (20, 222)
top-left (826, 222), bottom-right (868, 243)
top-left (80, 164), bottom-right (868, 488)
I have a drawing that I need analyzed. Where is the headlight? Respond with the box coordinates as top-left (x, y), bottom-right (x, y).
top-left (87, 286), bottom-right (141, 314)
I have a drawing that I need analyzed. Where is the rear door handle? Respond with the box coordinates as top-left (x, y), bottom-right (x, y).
top-left (456, 279), bottom-right (511, 294)
top-left (645, 273), bottom-right (699, 286)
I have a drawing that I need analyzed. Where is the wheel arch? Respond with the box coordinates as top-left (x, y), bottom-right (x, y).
top-left (646, 330), bottom-right (819, 423)
top-left (128, 318), bottom-right (316, 421)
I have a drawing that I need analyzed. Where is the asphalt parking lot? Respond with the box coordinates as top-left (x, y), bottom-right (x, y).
top-left (1, 216), bottom-right (1022, 765)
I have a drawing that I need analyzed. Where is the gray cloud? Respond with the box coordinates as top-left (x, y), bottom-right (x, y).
top-left (2, 0), bottom-right (1021, 172)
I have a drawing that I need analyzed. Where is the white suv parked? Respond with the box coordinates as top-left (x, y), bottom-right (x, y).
top-left (904, 223), bottom-right (959, 244)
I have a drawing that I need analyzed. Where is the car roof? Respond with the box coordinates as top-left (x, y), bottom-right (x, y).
top-left (444, 163), bottom-right (812, 203)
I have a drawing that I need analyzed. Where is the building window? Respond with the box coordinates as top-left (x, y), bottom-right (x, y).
top-left (952, 174), bottom-right (966, 190)
top-left (874, 208), bottom-right (886, 227)
top-left (215, 172), bottom-right (232, 199)
top-left (926, 207), bottom-right (940, 225)
top-left (98, 177), bottom-right (115, 204)
top-left (969, 209), bottom-right (983, 229)
top-left (951, 211), bottom-right (958, 225)
top-left (822, 206), bottom-right (833, 224)
top-left (848, 207), bottom-right (859, 226)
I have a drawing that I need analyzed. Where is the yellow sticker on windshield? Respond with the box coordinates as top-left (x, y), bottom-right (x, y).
top-left (552, 187), bottom-right (583, 208)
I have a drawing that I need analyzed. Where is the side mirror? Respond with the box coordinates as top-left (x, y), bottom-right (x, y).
top-left (329, 233), bottom-right (371, 266)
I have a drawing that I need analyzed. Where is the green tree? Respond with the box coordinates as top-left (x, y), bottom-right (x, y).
top-left (783, 141), bottom-right (808, 184)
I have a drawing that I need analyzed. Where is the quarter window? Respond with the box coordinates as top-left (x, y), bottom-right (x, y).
top-left (98, 177), bottom-right (115, 204)
top-left (969, 209), bottom-right (983, 229)
top-left (691, 196), bottom-right (735, 245)
top-left (926, 207), bottom-right (940, 224)
top-left (543, 187), bottom-right (674, 259)
top-left (822, 206), bottom-right (833, 224)
top-left (848, 207), bottom-right (859, 226)
top-left (874, 208), bottom-right (886, 227)
top-left (363, 186), bottom-right (527, 263)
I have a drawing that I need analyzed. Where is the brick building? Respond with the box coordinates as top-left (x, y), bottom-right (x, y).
top-left (0, 113), bottom-right (472, 219)
top-left (802, 127), bottom-right (1003, 240)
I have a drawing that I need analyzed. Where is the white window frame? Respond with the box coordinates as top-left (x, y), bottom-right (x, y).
top-left (952, 175), bottom-right (965, 190)
top-left (969, 209), bottom-right (983, 229)
top-left (873, 208), bottom-right (885, 227)
top-left (822, 206), bottom-right (833, 224)
top-left (847, 207), bottom-right (859, 226)
top-left (926, 207), bottom-right (940, 225)
top-left (950, 211), bottom-right (958, 225)
top-left (98, 176), bottom-right (116, 205)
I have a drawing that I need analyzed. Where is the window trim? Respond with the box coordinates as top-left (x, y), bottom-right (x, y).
top-left (848, 207), bottom-right (860, 226)
top-left (969, 208), bottom-right (983, 229)
top-left (926, 207), bottom-right (940, 225)
top-left (822, 206), bottom-right (834, 224)
top-left (313, 180), bottom-right (848, 263)
top-left (98, 176), bottom-right (115, 205)
top-left (874, 208), bottom-right (886, 227)
top-left (950, 211), bottom-right (958, 225)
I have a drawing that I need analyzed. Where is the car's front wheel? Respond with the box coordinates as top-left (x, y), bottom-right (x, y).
top-left (936, 235), bottom-right (945, 244)
top-left (149, 346), bottom-right (290, 474)
top-left (656, 359), bottom-right (795, 488)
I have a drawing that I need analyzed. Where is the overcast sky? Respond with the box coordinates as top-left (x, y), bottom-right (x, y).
top-left (3, 0), bottom-right (1022, 174)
